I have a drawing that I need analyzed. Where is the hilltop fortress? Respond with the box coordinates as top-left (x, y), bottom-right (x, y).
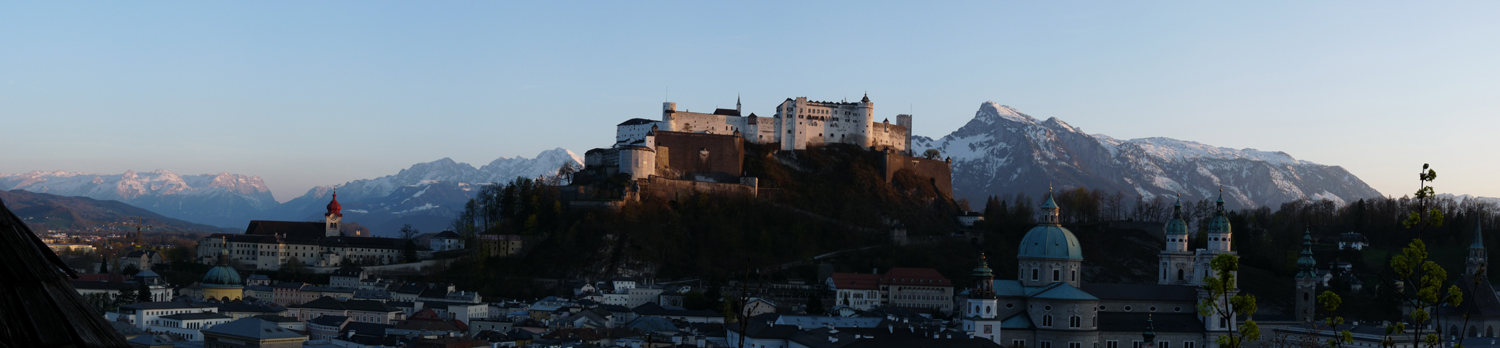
top-left (616, 95), bottom-right (913, 153)
top-left (575, 94), bottom-right (944, 204)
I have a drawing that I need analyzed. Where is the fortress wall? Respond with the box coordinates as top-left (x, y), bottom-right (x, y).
top-left (883, 152), bottom-right (954, 198)
top-left (637, 177), bottom-right (756, 202)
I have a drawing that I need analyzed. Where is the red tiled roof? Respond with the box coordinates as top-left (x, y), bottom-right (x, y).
top-left (829, 273), bottom-right (882, 290)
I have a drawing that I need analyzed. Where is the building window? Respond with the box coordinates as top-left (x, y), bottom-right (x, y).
top-left (1032, 269), bottom-right (1039, 281)
top-left (1161, 342), bottom-right (1169, 348)
top-left (1042, 315), bottom-right (1053, 327)
top-left (1053, 270), bottom-right (1060, 282)
top-left (1069, 316), bottom-right (1081, 328)
top-left (1041, 341), bottom-right (1052, 348)
top-left (1132, 341), bottom-right (1142, 348)
top-left (1184, 342), bottom-right (1195, 348)
top-left (1107, 341), bottom-right (1119, 348)
top-left (1014, 340), bottom-right (1027, 348)
top-left (1070, 343), bottom-right (1082, 348)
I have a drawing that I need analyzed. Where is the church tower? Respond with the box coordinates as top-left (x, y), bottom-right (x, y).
top-left (1295, 230), bottom-right (1319, 322)
top-left (1159, 195), bottom-right (1195, 285)
top-left (1193, 190), bottom-right (1235, 286)
top-left (965, 253), bottom-right (1003, 344)
top-left (325, 193), bottom-right (343, 237)
top-left (1468, 222), bottom-right (1487, 277)
top-left (1195, 189), bottom-right (1238, 335)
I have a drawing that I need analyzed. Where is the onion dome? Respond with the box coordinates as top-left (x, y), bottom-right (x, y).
top-left (1019, 191), bottom-right (1082, 260)
top-left (1142, 314), bottom-right (1157, 344)
top-left (973, 253), bottom-right (994, 278)
top-left (1206, 190), bottom-right (1231, 235)
top-left (325, 193), bottom-right (342, 217)
top-left (1295, 230), bottom-right (1317, 278)
top-left (1165, 195), bottom-right (1188, 235)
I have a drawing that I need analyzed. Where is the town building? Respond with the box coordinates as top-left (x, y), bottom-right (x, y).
top-left (1337, 232), bottom-right (1369, 250)
top-left (201, 318), bottom-right (307, 348)
top-left (826, 268), bottom-right (954, 314)
top-left (194, 194), bottom-right (423, 271)
top-left (120, 250), bottom-right (161, 271)
top-left (958, 190), bottom-right (1242, 348)
top-left (286, 297), bottom-right (405, 325)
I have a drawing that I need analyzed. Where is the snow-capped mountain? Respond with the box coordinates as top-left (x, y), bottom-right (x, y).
top-left (919, 102), bottom-right (1382, 209)
top-left (0, 170), bottom-right (276, 227)
top-left (262, 148), bottom-right (583, 235)
top-left (3, 148), bottom-right (582, 231)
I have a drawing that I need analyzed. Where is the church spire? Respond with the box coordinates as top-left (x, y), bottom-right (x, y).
top-left (1296, 230), bottom-right (1317, 278)
top-left (1469, 220), bottom-right (1488, 276)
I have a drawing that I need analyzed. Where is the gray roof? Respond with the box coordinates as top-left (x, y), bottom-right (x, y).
top-left (161, 313), bottom-right (231, 321)
top-left (202, 318), bottom-right (307, 340)
top-left (1081, 283), bottom-right (1199, 302)
top-left (293, 297), bottom-right (400, 313)
top-left (122, 301), bottom-right (218, 310)
top-left (1018, 225), bottom-right (1083, 260)
top-left (1029, 282), bottom-right (1098, 301)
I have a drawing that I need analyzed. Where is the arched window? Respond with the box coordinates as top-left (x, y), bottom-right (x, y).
top-left (987, 306), bottom-right (992, 314)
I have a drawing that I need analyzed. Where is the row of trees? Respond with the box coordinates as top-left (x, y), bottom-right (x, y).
top-left (450, 176), bottom-right (567, 239)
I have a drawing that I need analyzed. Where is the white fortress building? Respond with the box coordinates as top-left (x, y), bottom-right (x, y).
top-left (615, 94), bottom-right (913, 154)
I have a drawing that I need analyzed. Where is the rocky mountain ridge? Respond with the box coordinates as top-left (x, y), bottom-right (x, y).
top-left (914, 102), bottom-right (1383, 209)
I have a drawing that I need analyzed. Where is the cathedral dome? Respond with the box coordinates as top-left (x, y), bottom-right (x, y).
top-left (202, 264), bottom-right (242, 288)
top-left (1019, 191), bottom-right (1082, 260)
top-left (1018, 225), bottom-right (1082, 260)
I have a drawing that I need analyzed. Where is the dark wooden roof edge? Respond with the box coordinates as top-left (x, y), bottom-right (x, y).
top-left (0, 195), bottom-right (132, 347)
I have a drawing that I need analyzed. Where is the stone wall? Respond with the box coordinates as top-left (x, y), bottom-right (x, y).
top-left (637, 177), bottom-right (756, 202)
top-left (883, 152), bottom-right (954, 199)
top-left (653, 131), bottom-right (744, 181)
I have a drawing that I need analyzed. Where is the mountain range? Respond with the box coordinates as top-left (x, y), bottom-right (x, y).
top-left (914, 102), bottom-right (1384, 210)
top-left (0, 148), bottom-right (583, 235)
top-left (4, 102), bottom-right (1391, 234)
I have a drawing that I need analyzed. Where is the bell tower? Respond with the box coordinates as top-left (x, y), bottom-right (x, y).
top-left (1295, 230), bottom-right (1319, 322)
top-left (964, 253), bottom-right (1003, 345)
top-left (1159, 195), bottom-right (1194, 285)
top-left (325, 192), bottom-right (343, 237)
top-left (1468, 222), bottom-right (1487, 277)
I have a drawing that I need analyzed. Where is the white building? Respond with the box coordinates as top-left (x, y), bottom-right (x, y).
top-left (195, 194), bottom-right (423, 270)
top-left (113, 301), bottom-right (222, 330)
top-left (613, 95), bottom-right (913, 154)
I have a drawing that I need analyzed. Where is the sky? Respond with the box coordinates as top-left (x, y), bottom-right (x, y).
top-left (2, 2), bottom-right (1498, 202)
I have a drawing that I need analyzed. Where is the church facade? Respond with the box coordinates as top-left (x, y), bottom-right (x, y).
top-left (962, 191), bottom-right (1243, 348)
top-left (195, 194), bottom-right (417, 270)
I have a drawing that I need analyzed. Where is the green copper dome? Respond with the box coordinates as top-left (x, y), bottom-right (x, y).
top-left (1018, 225), bottom-right (1083, 260)
top-left (1295, 230), bottom-right (1317, 278)
top-left (203, 265), bottom-right (242, 288)
top-left (1207, 192), bottom-right (1231, 235)
top-left (1165, 197), bottom-right (1188, 235)
top-left (973, 253), bottom-right (995, 278)
top-left (203, 244), bottom-right (241, 288)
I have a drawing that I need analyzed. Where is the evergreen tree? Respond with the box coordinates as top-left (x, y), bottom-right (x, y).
top-left (137, 281), bottom-right (152, 303)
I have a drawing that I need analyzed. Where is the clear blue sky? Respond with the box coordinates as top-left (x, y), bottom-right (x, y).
top-left (3, 2), bottom-right (1498, 202)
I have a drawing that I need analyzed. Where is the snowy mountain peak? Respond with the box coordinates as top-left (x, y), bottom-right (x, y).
top-left (976, 102), bottom-right (1036, 125)
top-left (932, 102), bottom-right (1381, 210)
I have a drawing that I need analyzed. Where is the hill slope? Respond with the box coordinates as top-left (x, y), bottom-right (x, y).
top-left (0, 189), bottom-right (236, 234)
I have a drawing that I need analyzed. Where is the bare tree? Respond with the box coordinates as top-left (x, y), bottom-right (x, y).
top-left (399, 224), bottom-right (419, 241)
